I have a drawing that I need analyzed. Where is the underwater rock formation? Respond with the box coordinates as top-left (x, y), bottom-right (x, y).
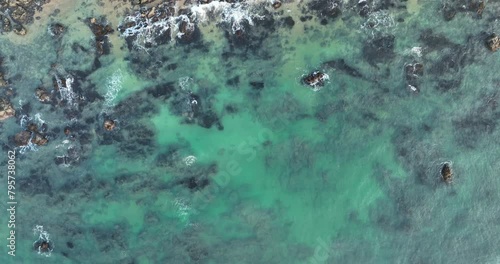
top-left (86, 17), bottom-right (114, 55)
top-left (0, 0), bottom-right (49, 35)
top-left (48, 22), bottom-right (65, 37)
top-left (322, 59), bottom-right (363, 78)
top-left (363, 35), bottom-right (395, 66)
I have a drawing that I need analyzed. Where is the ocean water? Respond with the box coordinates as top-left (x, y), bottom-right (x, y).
top-left (1, 0), bottom-right (500, 263)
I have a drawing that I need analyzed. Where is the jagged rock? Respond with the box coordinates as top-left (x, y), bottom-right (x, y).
top-left (302, 71), bottom-right (329, 90)
top-left (86, 17), bottom-right (114, 55)
top-left (31, 132), bottom-right (48, 146)
top-left (0, 97), bottom-right (15, 120)
top-left (486, 34), bottom-right (500, 52)
top-left (104, 119), bottom-right (116, 131)
top-left (35, 87), bottom-right (51, 103)
top-left (441, 163), bottom-right (453, 183)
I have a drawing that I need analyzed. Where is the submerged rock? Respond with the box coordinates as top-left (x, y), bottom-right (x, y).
top-left (48, 23), bottom-right (65, 37)
top-left (308, 0), bottom-right (342, 20)
top-left (302, 71), bottom-right (329, 90)
top-left (322, 59), bottom-right (363, 78)
top-left (441, 162), bottom-right (453, 183)
top-left (0, 97), bottom-right (15, 121)
top-left (486, 34), bottom-right (500, 52)
top-left (363, 35), bottom-right (395, 67)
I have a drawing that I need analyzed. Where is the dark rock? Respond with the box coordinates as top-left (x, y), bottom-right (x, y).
top-left (48, 23), bottom-right (65, 37)
top-left (146, 83), bottom-right (175, 99)
top-left (86, 17), bottom-right (114, 55)
top-left (226, 76), bottom-right (240, 86)
top-left (249, 81), bottom-right (264, 90)
top-left (308, 0), bottom-right (342, 20)
top-left (225, 104), bottom-right (238, 114)
top-left (302, 71), bottom-right (328, 89)
top-left (282, 16), bottom-right (295, 28)
top-left (441, 163), bottom-right (453, 183)
top-left (179, 176), bottom-right (209, 191)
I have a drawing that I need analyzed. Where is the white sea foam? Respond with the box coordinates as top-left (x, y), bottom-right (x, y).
top-left (120, 1), bottom-right (267, 49)
top-left (191, 1), bottom-right (265, 34)
top-left (33, 225), bottom-right (53, 257)
top-left (102, 69), bottom-right (124, 114)
top-left (183, 155), bottom-right (197, 166)
top-left (174, 198), bottom-right (193, 226)
top-left (179, 76), bottom-right (194, 91)
top-left (361, 10), bottom-right (395, 37)
top-left (55, 75), bottom-right (78, 107)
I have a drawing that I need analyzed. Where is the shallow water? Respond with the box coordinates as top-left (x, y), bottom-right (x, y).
top-left (1, 0), bottom-right (500, 263)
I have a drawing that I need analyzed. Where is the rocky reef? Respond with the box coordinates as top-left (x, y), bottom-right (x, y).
top-left (0, 0), bottom-right (50, 35)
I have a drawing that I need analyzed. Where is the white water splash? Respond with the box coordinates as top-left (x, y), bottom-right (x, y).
top-left (33, 225), bottom-right (53, 257)
top-left (179, 76), bottom-right (194, 91)
top-left (361, 10), bottom-right (395, 37)
top-left (183, 155), bottom-right (197, 166)
top-left (191, 1), bottom-right (265, 34)
top-left (55, 75), bottom-right (79, 108)
top-left (102, 69), bottom-right (124, 113)
top-left (174, 198), bottom-right (193, 226)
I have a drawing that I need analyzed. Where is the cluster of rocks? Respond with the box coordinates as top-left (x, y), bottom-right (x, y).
top-left (13, 123), bottom-right (48, 146)
top-left (118, 2), bottom-right (176, 49)
top-left (86, 17), bottom-right (114, 56)
top-left (0, 0), bottom-right (50, 35)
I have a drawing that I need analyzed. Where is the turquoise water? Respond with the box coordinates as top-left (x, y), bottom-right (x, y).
top-left (1, 0), bottom-right (500, 263)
